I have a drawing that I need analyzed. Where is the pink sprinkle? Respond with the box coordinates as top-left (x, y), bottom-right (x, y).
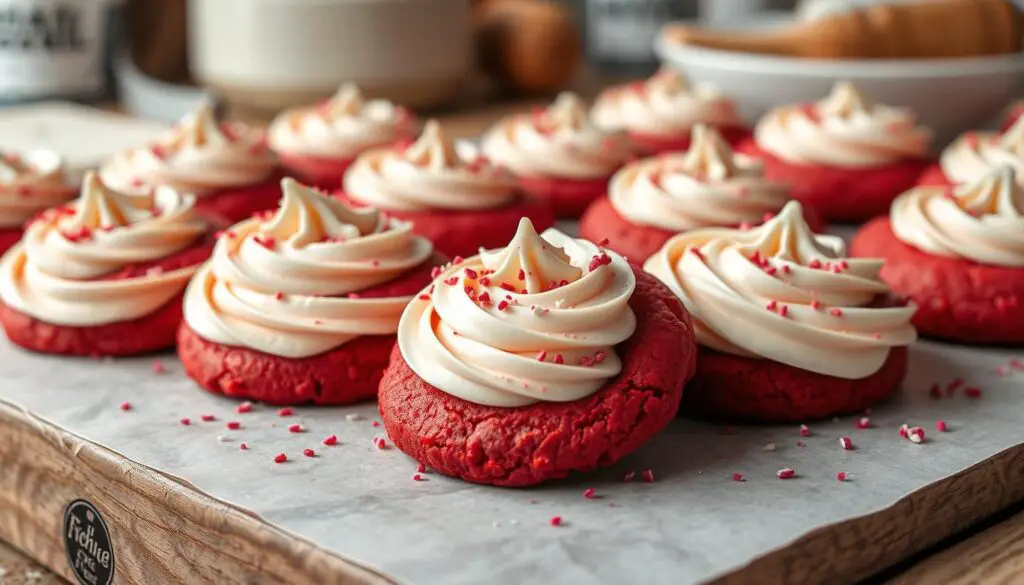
top-left (372, 421), bottom-right (381, 428)
top-left (776, 468), bottom-right (796, 480)
top-left (809, 259), bottom-right (822, 269)
top-left (323, 435), bottom-right (338, 446)
top-left (549, 516), bottom-right (563, 527)
top-left (453, 256), bottom-right (464, 265)
top-left (274, 453), bottom-right (288, 464)
top-left (119, 402), bottom-right (132, 412)
top-left (936, 420), bottom-right (948, 432)
top-left (810, 300), bottom-right (822, 310)
top-left (855, 417), bottom-right (872, 429)
top-left (583, 488), bottom-right (596, 499)
top-left (240, 443), bottom-right (248, 451)
top-left (836, 472), bottom-right (848, 482)
top-left (227, 421), bottom-right (241, 430)
top-left (288, 423), bottom-right (303, 433)
top-left (899, 424), bottom-right (910, 438)
top-left (373, 436), bottom-right (388, 449)
top-left (641, 469), bottom-right (655, 483)
top-left (799, 424), bottom-right (811, 437)
top-left (839, 436), bottom-right (854, 450)
top-left (464, 268), bottom-right (479, 279)
top-left (732, 473), bottom-right (745, 482)
top-left (180, 418), bottom-right (191, 426)
top-left (766, 300), bottom-right (778, 312)
top-left (304, 448), bottom-right (316, 458)
top-left (201, 414), bottom-right (216, 422)
top-left (536, 351), bottom-right (548, 362)
top-left (739, 222), bottom-right (752, 230)
top-left (412, 474), bottom-right (424, 481)
top-left (594, 351), bottom-right (607, 364)
top-left (965, 387), bottom-right (982, 399)
top-left (779, 305), bottom-right (789, 317)
top-left (830, 308), bottom-right (844, 317)
top-left (278, 408), bottom-right (294, 417)
top-left (236, 402), bottom-right (253, 414)
top-left (151, 361), bottom-right (166, 374)
top-left (430, 266), bottom-right (442, 279)
top-left (417, 463), bottom-right (427, 473)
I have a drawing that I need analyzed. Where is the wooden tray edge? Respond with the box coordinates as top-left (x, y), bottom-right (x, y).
top-left (0, 400), bottom-right (398, 585)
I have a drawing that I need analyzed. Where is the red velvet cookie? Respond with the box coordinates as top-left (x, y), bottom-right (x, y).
top-left (179, 251), bottom-right (447, 405)
top-left (377, 267), bottom-right (696, 487)
top-left (517, 174), bottom-right (610, 219)
top-left (337, 192), bottom-right (554, 259)
top-left (737, 141), bottom-right (930, 223)
top-left (580, 194), bottom-right (827, 264)
top-left (851, 217), bottom-right (1024, 344)
top-left (681, 345), bottom-right (908, 423)
top-left (0, 239), bottom-right (214, 356)
top-left (277, 154), bottom-right (355, 191)
top-left (192, 170), bottom-right (287, 226)
top-left (629, 126), bottom-right (751, 157)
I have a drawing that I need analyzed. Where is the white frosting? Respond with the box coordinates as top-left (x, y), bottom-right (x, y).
top-left (101, 102), bottom-right (276, 196)
top-left (481, 92), bottom-right (633, 179)
top-left (268, 83), bottom-right (418, 159)
top-left (0, 172), bottom-right (208, 326)
top-left (645, 201), bottom-right (916, 379)
top-left (892, 165), bottom-right (1024, 267)
top-left (184, 179), bottom-right (435, 358)
top-left (0, 149), bottom-right (76, 229)
top-left (755, 82), bottom-right (932, 168)
top-left (939, 117), bottom-right (1024, 187)
top-left (609, 125), bottom-right (790, 232)
top-left (398, 219), bottom-right (637, 407)
top-left (343, 121), bottom-right (519, 212)
top-left (591, 69), bottom-right (742, 138)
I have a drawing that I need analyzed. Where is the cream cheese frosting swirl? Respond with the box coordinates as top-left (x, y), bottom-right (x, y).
top-left (644, 201), bottom-right (916, 379)
top-left (398, 218), bottom-right (637, 407)
top-left (0, 149), bottom-right (77, 229)
top-left (481, 92), bottom-right (633, 179)
top-left (101, 102), bottom-right (276, 196)
top-left (0, 172), bottom-right (208, 326)
top-left (592, 69), bottom-right (742, 137)
top-left (939, 117), bottom-right (1024, 187)
top-left (268, 83), bottom-right (418, 160)
top-left (609, 125), bottom-right (791, 231)
top-left (755, 81), bottom-right (932, 168)
top-left (343, 120), bottom-right (518, 212)
top-left (184, 178), bottom-right (434, 358)
top-left (892, 165), bottom-right (1024, 267)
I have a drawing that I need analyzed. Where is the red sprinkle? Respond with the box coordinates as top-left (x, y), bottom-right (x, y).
top-left (240, 443), bottom-right (248, 451)
top-left (179, 418), bottom-right (191, 426)
top-left (598, 238), bottom-right (610, 246)
top-left (732, 473), bottom-right (745, 482)
top-left (553, 353), bottom-right (565, 365)
top-left (908, 427), bottom-right (925, 443)
top-left (278, 408), bottom-right (294, 417)
top-left (583, 488), bottom-right (596, 499)
top-left (373, 436), bottom-right (388, 449)
top-left (549, 516), bottom-right (563, 527)
top-left (323, 435), bottom-right (338, 446)
top-left (947, 378), bottom-right (965, 395)
top-left (274, 453), bottom-right (288, 464)
top-left (799, 424), bottom-right (811, 437)
top-left (119, 402), bottom-right (132, 412)
top-left (839, 436), bottom-right (854, 450)
top-left (810, 300), bottom-right (823, 310)
top-left (776, 468), bottom-right (796, 479)
top-left (936, 420), bottom-right (948, 432)
top-left (288, 423), bottom-right (303, 433)
top-left (418, 294), bottom-right (431, 301)
top-left (517, 269), bottom-right (525, 281)
top-left (855, 417), bottom-right (872, 429)
top-left (594, 351), bottom-right (607, 364)
top-left (809, 259), bottom-right (822, 269)
top-left (430, 266), bottom-right (442, 279)
top-left (200, 414), bottom-right (216, 422)
top-left (227, 421), bottom-right (241, 430)
top-left (836, 472), bottom-right (848, 482)
top-left (830, 308), bottom-right (844, 317)
top-left (766, 300), bottom-right (778, 312)
top-left (417, 463), bottom-right (427, 473)
top-left (453, 256), bottom-right (464, 265)
top-left (274, 292), bottom-right (285, 301)
top-left (965, 387), bottom-right (982, 399)
top-left (464, 268), bottom-right (478, 279)
top-left (497, 300), bottom-right (510, 311)
top-left (236, 402), bottom-right (253, 414)
top-left (536, 351), bottom-right (547, 362)
top-left (929, 384), bottom-right (943, 399)
top-left (372, 421), bottom-right (380, 427)
top-left (779, 305), bottom-right (789, 317)
top-left (303, 448), bottom-right (316, 458)
top-left (641, 469), bottom-right (655, 483)
top-left (898, 424), bottom-right (910, 438)
top-left (412, 474), bottom-right (424, 481)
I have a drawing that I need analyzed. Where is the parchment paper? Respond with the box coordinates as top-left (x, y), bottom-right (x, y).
top-left (1, 337), bottom-right (1022, 585)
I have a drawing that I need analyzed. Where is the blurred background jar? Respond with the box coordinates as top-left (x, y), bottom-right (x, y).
top-left (0, 0), bottom-right (125, 104)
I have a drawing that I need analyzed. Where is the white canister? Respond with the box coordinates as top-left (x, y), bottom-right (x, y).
top-left (0, 0), bottom-right (124, 103)
top-left (188, 0), bottom-right (472, 113)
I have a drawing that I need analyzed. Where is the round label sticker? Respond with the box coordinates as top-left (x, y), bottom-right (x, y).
top-left (63, 500), bottom-right (115, 585)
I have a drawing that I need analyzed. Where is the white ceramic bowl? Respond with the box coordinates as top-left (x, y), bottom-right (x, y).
top-left (188, 0), bottom-right (472, 114)
top-left (654, 17), bottom-right (1024, 145)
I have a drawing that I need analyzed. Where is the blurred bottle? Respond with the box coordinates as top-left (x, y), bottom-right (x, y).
top-left (0, 0), bottom-right (125, 104)
top-left (583, 0), bottom-right (697, 74)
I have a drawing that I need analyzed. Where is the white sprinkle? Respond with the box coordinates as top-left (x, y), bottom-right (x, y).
top-left (909, 431), bottom-right (924, 444)
top-left (492, 520), bottom-right (501, 528)
top-left (217, 435), bottom-right (230, 443)
top-left (762, 442), bottom-right (776, 451)
top-left (346, 413), bottom-right (364, 421)
top-left (25, 571), bottom-right (43, 581)
top-left (510, 519), bottom-right (519, 525)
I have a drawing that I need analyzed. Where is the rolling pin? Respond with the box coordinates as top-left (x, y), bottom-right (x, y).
top-left (662, 0), bottom-right (1023, 60)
